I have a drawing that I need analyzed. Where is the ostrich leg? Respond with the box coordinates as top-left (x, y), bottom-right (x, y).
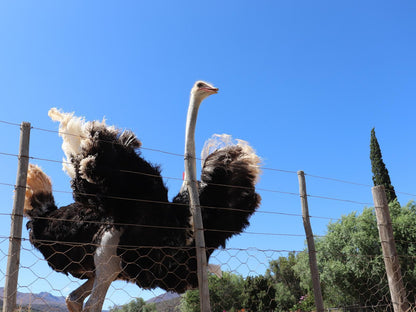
top-left (66, 278), bottom-right (95, 312)
top-left (83, 229), bottom-right (122, 312)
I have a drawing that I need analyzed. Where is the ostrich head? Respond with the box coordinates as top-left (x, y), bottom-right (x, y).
top-left (190, 81), bottom-right (219, 102)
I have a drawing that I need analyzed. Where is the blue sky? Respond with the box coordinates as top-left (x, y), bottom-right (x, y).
top-left (1, 0), bottom-right (416, 307)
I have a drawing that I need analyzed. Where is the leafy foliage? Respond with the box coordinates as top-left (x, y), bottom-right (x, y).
top-left (313, 201), bottom-right (416, 308)
top-left (180, 272), bottom-right (245, 312)
top-left (178, 202), bottom-right (416, 311)
top-left (291, 294), bottom-right (315, 312)
top-left (266, 252), bottom-right (305, 311)
top-left (109, 297), bottom-right (157, 312)
top-left (242, 275), bottom-right (276, 312)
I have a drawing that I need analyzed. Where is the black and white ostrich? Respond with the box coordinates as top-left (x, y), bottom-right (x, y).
top-left (24, 81), bottom-right (262, 312)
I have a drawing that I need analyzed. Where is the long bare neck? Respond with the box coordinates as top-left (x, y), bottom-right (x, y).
top-left (185, 93), bottom-right (202, 169)
top-left (183, 92), bottom-right (211, 309)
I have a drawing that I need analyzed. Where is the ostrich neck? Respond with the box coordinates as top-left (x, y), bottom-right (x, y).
top-left (184, 94), bottom-right (202, 165)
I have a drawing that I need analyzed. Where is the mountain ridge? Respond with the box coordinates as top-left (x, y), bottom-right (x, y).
top-left (0, 287), bottom-right (179, 311)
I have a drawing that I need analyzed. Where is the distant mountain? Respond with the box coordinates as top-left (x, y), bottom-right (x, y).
top-left (146, 292), bottom-right (181, 312)
top-left (0, 287), bottom-right (67, 311)
top-left (0, 287), bottom-right (66, 305)
top-left (146, 292), bottom-right (180, 304)
top-left (0, 288), bottom-right (109, 312)
top-left (0, 287), bottom-right (179, 312)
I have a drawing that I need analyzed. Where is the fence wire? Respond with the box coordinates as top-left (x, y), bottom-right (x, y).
top-left (1, 119), bottom-right (416, 312)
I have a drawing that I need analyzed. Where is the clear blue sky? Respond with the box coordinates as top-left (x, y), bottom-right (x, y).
top-left (1, 0), bottom-right (415, 307)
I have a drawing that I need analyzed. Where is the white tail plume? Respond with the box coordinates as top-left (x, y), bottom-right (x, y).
top-left (201, 134), bottom-right (262, 184)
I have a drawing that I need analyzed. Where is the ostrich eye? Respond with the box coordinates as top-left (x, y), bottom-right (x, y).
top-left (197, 82), bottom-right (205, 88)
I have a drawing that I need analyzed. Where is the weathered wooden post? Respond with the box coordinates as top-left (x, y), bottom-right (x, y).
top-left (185, 152), bottom-right (211, 312)
top-left (372, 185), bottom-right (410, 312)
top-left (297, 170), bottom-right (324, 312)
top-left (3, 122), bottom-right (31, 312)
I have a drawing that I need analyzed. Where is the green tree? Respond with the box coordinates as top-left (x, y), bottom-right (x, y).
top-left (266, 252), bottom-right (305, 311)
top-left (242, 275), bottom-right (276, 312)
top-left (370, 128), bottom-right (397, 203)
top-left (308, 201), bottom-right (416, 308)
top-left (109, 297), bottom-right (157, 312)
top-left (180, 272), bottom-right (245, 312)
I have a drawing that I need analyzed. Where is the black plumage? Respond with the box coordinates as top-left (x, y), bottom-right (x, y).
top-left (25, 123), bottom-right (261, 293)
top-left (23, 81), bottom-right (261, 312)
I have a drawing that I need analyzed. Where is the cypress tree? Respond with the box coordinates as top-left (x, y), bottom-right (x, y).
top-left (370, 128), bottom-right (397, 203)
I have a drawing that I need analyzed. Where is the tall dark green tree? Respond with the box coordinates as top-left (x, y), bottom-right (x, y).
top-left (370, 128), bottom-right (397, 203)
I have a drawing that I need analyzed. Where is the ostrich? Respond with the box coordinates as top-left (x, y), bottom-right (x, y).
top-left (24, 81), bottom-right (262, 312)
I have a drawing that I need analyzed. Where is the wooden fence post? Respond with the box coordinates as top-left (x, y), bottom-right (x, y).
top-left (185, 154), bottom-right (211, 312)
top-left (3, 122), bottom-right (31, 312)
top-left (371, 185), bottom-right (410, 312)
top-left (297, 171), bottom-right (324, 312)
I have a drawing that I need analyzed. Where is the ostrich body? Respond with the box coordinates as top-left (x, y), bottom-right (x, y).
top-left (24, 81), bottom-right (261, 312)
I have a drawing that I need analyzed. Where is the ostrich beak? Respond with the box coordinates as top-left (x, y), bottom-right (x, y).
top-left (202, 87), bottom-right (219, 94)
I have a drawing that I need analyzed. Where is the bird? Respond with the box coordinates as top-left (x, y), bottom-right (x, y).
top-left (24, 81), bottom-right (262, 312)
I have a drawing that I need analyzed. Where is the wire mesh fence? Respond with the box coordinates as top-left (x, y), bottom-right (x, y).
top-left (0, 119), bottom-right (416, 312)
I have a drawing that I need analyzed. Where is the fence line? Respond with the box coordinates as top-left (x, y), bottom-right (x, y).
top-left (0, 118), bottom-right (415, 187)
top-left (0, 150), bottom-right (378, 206)
top-left (1, 118), bottom-right (416, 311)
top-left (1, 118), bottom-right (416, 198)
top-left (2, 232), bottom-right (416, 261)
top-left (0, 179), bottom-right (344, 222)
top-left (0, 184), bottom-right (356, 224)
top-left (1, 236), bottom-right (303, 253)
top-left (0, 120), bottom-right (21, 127)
